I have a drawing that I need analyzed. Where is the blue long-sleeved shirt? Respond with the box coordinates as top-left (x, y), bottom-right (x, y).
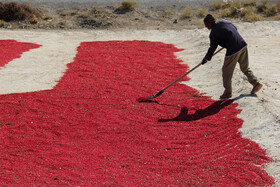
top-left (204, 19), bottom-right (247, 61)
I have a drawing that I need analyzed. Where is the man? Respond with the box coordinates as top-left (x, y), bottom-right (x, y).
top-left (202, 14), bottom-right (262, 99)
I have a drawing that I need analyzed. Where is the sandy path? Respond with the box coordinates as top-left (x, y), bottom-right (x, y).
top-left (0, 21), bottom-right (279, 185)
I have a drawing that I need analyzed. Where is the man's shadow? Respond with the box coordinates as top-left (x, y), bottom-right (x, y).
top-left (158, 94), bottom-right (255, 122)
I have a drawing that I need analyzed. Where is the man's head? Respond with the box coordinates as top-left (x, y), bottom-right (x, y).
top-left (204, 14), bottom-right (216, 30)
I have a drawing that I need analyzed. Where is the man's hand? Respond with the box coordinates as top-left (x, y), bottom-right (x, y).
top-left (201, 58), bottom-right (208, 65)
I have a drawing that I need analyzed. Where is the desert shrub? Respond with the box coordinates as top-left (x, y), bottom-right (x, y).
top-left (231, 1), bottom-right (244, 9)
top-left (0, 2), bottom-right (40, 22)
top-left (115, 1), bottom-right (137, 12)
top-left (210, 1), bottom-right (245, 11)
top-left (210, 1), bottom-right (224, 10)
top-left (219, 7), bottom-right (240, 18)
top-left (198, 8), bottom-right (208, 17)
top-left (219, 8), bottom-right (232, 17)
top-left (274, 15), bottom-right (280, 20)
top-left (243, 0), bottom-right (257, 6)
top-left (164, 8), bottom-right (174, 16)
top-left (182, 8), bottom-right (193, 19)
top-left (277, 1), bottom-right (280, 11)
top-left (121, 1), bottom-right (137, 9)
top-left (240, 6), bottom-right (255, 17)
top-left (256, 0), bottom-right (270, 13)
top-left (209, 0), bottom-right (279, 21)
top-left (58, 10), bottom-right (72, 17)
top-left (0, 19), bottom-right (5, 27)
top-left (261, 0), bottom-right (269, 6)
top-left (265, 4), bottom-right (278, 16)
top-left (256, 4), bottom-right (266, 13)
top-left (243, 12), bottom-right (262, 21)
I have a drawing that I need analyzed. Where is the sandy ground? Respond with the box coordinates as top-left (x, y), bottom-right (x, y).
top-left (0, 21), bottom-right (279, 185)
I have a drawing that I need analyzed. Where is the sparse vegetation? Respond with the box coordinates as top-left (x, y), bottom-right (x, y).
top-left (256, 1), bottom-right (267, 13)
top-left (210, 1), bottom-right (223, 11)
top-left (198, 8), bottom-right (208, 18)
top-left (0, 2), bottom-right (41, 22)
top-left (243, 0), bottom-right (258, 7)
top-left (115, 1), bottom-right (137, 13)
top-left (232, 1), bottom-right (244, 9)
top-left (243, 12), bottom-right (263, 21)
top-left (265, 4), bottom-right (278, 16)
top-left (0, 0), bottom-right (279, 29)
top-left (209, 0), bottom-right (279, 21)
top-left (0, 19), bottom-right (5, 27)
top-left (182, 8), bottom-right (193, 19)
top-left (240, 6), bottom-right (255, 17)
top-left (164, 8), bottom-right (174, 17)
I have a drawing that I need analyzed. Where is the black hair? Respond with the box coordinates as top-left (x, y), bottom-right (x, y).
top-left (204, 14), bottom-right (216, 24)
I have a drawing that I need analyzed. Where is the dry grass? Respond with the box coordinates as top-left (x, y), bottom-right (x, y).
top-left (240, 6), bottom-right (255, 17)
top-left (0, 0), bottom-right (279, 29)
top-left (210, 1), bottom-right (223, 11)
top-left (164, 8), bottom-right (174, 17)
top-left (243, 0), bottom-right (258, 7)
top-left (219, 8), bottom-right (232, 17)
top-left (209, 0), bottom-right (280, 21)
top-left (0, 2), bottom-right (41, 22)
top-left (220, 7), bottom-right (240, 18)
top-left (265, 4), bottom-right (278, 16)
top-left (182, 8), bottom-right (193, 19)
top-left (261, 0), bottom-right (269, 6)
top-left (256, 3), bottom-right (267, 13)
top-left (0, 19), bottom-right (5, 27)
top-left (243, 12), bottom-right (263, 21)
top-left (115, 1), bottom-right (137, 12)
top-left (231, 1), bottom-right (244, 9)
top-left (198, 8), bottom-right (208, 18)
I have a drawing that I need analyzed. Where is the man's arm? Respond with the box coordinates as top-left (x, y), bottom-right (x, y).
top-left (204, 34), bottom-right (218, 61)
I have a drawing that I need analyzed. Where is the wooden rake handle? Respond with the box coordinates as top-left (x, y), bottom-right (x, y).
top-left (160, 47), bottom-right (224, 93)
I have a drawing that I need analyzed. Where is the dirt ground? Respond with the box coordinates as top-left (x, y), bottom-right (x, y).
top-left (1, 1), bottom-right (279, 30)
top-left (2, 5), bottom-right (205, 30)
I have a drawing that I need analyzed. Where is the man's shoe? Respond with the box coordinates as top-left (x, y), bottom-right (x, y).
top-left (220, 92), bottom-right (232, 99)
top-left (251, 83), bottom-right (262, 94)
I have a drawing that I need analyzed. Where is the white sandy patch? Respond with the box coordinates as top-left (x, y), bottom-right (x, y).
top-left (0, 21), bottom-right (279, 185)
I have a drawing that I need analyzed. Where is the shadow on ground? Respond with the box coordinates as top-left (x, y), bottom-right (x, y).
top-left (157, 94), bottom-right (257, 122)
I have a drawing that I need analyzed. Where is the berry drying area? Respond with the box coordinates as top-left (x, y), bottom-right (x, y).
top-left (0, 39), bottom-right (276, 185)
